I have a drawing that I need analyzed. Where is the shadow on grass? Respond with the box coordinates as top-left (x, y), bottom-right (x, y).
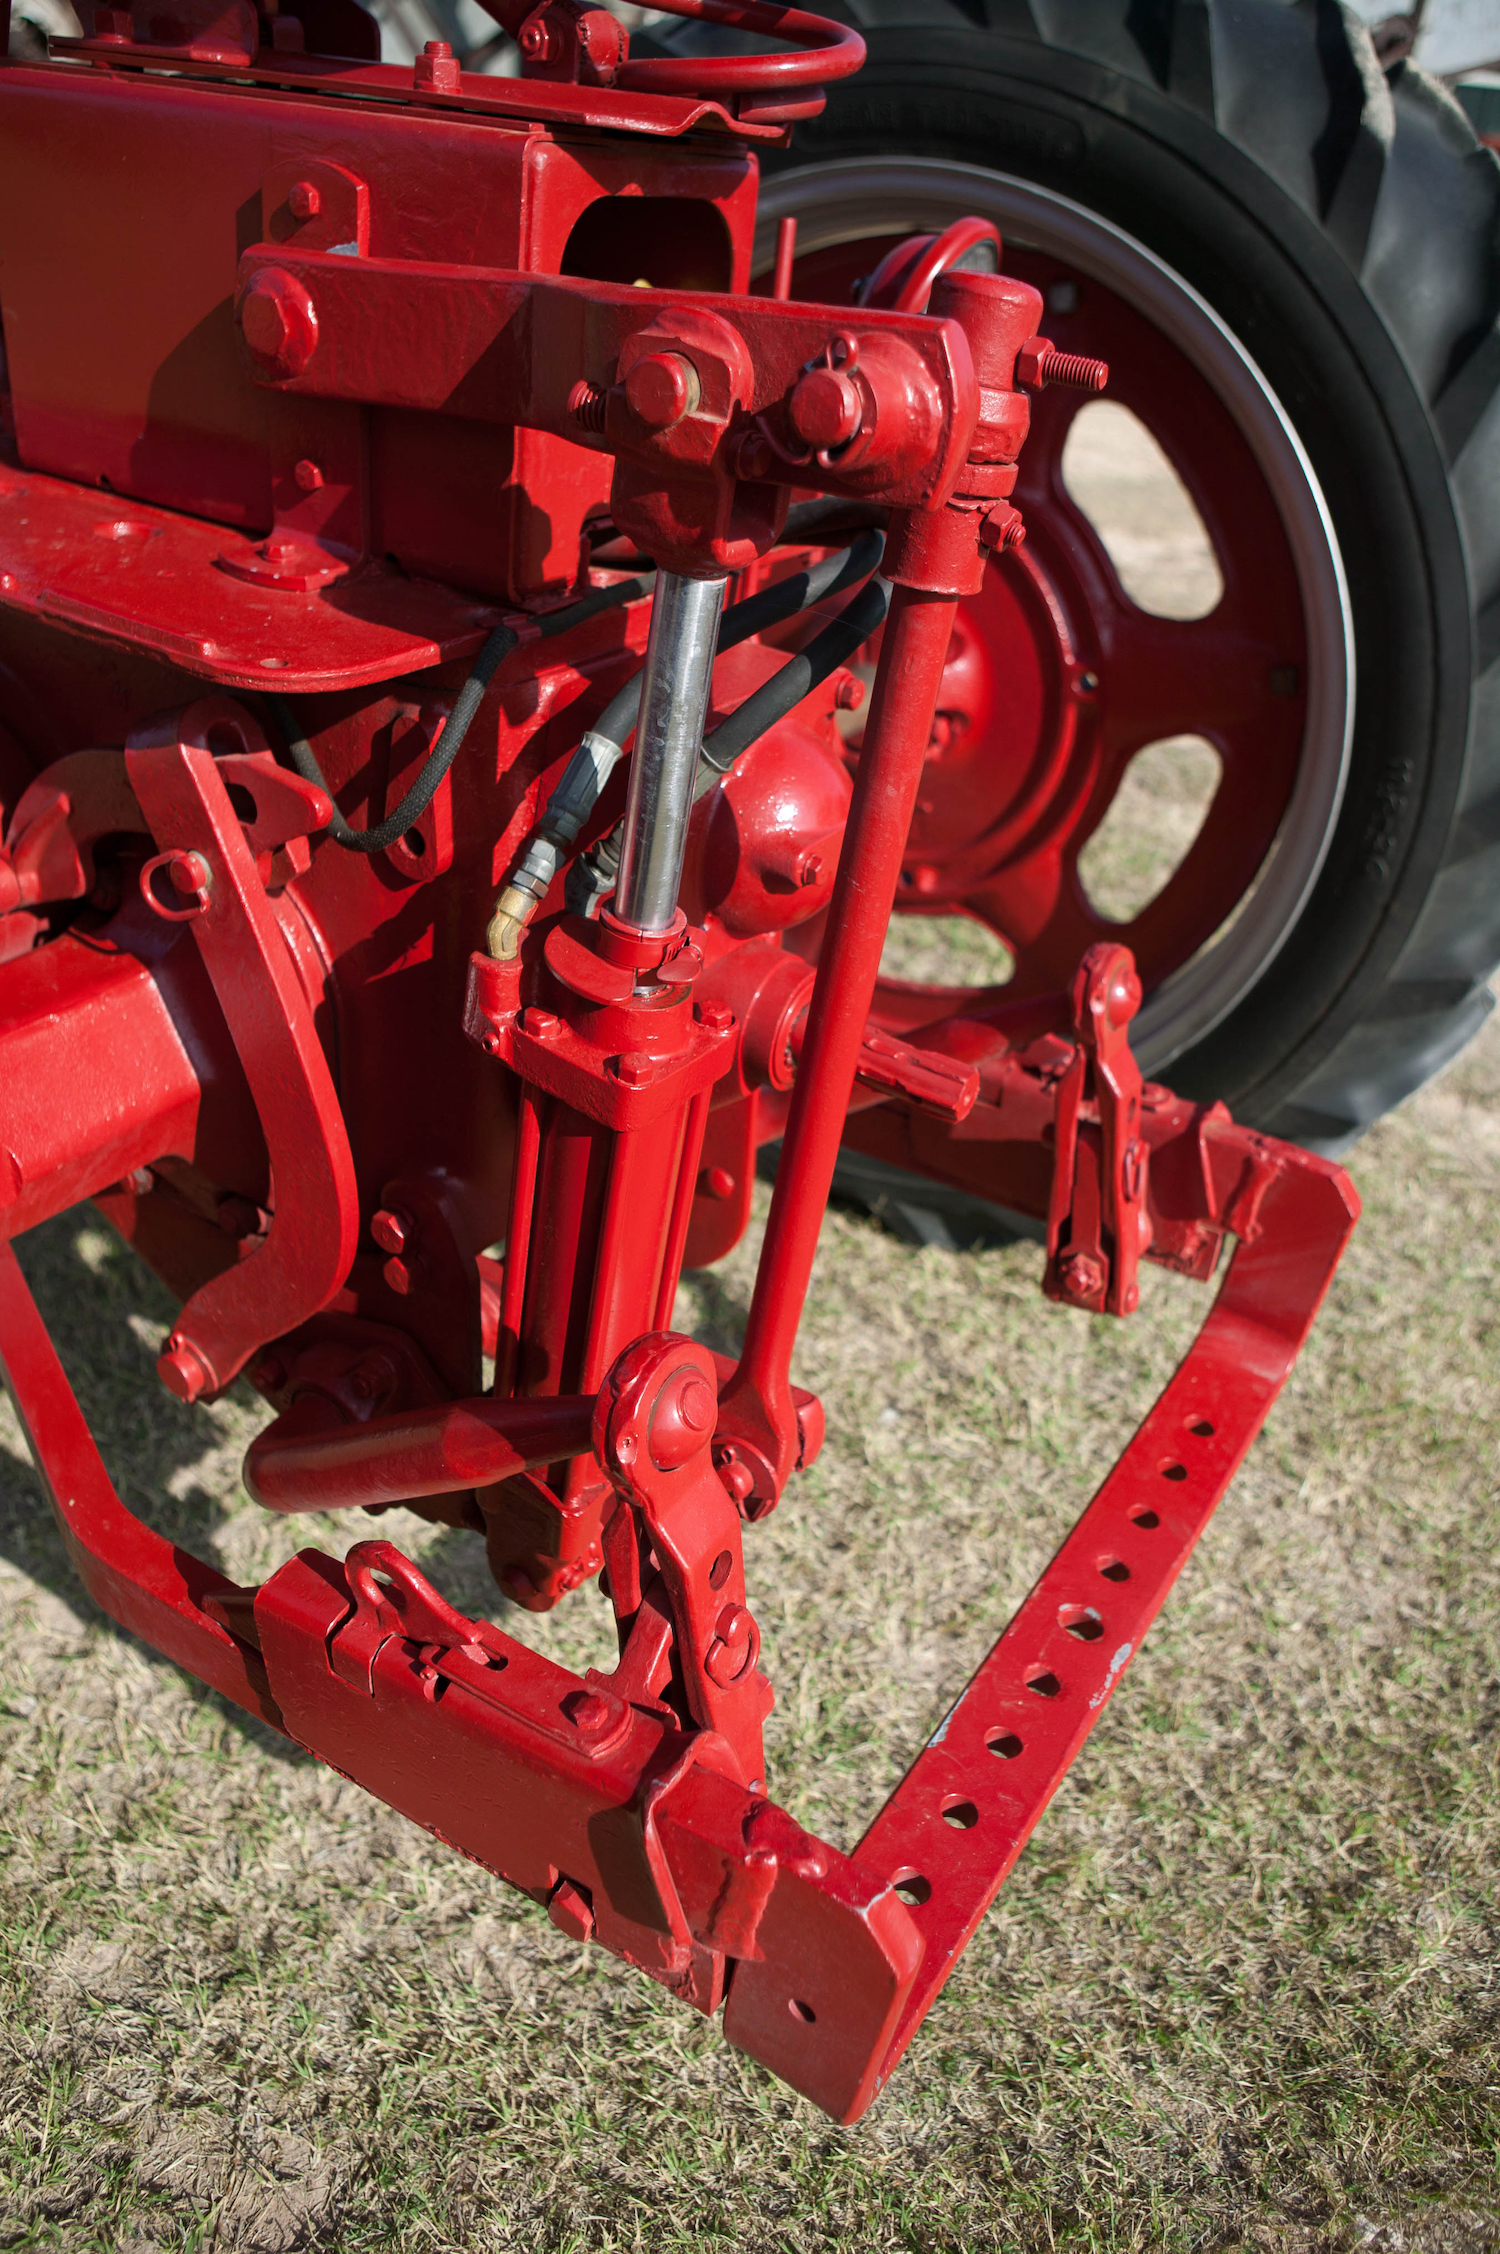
top-left (0, 1209), bottom-right (307, 1765)
top-left (0, 1219), bottom-right (767, 1746)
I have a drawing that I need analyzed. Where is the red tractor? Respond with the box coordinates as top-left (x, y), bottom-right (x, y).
top-left (0, 0), bottom-right (1493, 2120)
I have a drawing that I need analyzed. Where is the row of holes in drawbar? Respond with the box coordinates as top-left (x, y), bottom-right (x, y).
top-left (888, 1410), bottom-right (1217, 1911)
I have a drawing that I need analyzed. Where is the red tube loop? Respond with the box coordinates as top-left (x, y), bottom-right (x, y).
top-left (860, 218), bottom-right (1004, 315)
top-left (612, 0), bottom-right (864, 94)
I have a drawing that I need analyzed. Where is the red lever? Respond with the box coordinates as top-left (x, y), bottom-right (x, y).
top-left (790, 1015), bottom-right (979, 1122)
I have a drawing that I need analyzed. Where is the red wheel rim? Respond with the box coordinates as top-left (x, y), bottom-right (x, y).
top-left (788, 230), bottom-right (1316, 1042)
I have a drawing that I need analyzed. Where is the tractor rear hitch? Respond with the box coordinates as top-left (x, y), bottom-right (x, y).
top-left (0, 949), bottom-right (1356, 2121)
top-left (0, 18), bottom-right (1361, 2120)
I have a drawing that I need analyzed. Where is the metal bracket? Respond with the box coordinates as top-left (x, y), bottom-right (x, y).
top-left (1044, 942), bottom-right (1150, 1317)
top-left (125, 697), bottom-right (360, 1400)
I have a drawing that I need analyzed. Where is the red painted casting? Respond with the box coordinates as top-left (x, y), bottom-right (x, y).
top-left (0, 1), bottom-right (1358, 2123)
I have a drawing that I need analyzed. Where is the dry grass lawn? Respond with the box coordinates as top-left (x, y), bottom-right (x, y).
top-left (1, 414), bottom-right (1497, 2253)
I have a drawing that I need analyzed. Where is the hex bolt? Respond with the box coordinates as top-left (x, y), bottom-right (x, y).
top-left (699, 1165), bottom-right (736, 1201)
top-left (238, 269), bottom-right (318, 382)
top-left (833, 671), bottom-right (865, 712)
top-left (370, 1205), bottom-right (414, 1256)
top-left (521, 1007), bottom-right (562, 1040)
top-left (1059, 1251), bottom-right (1106, 1300)
top-left (563, 1688), bottom-right (611, 1732)
top-left (623, 352), bottom-right (700, 432)
top-left (413, 36), bottom-right (460, 88)
top-left (293, 458), bottom-right (324, 492)
top-left (614, 1051), bottom-right (655, 1087)
top-left (287, 179), bottom-right (321, 222)
top-left (518, 16), bottom-right (554, 59)
top-left (382, 1253), bottom-right (423, 1296)
top-left (695, 998), bottom-right (736, 1033)
top-left (1015, 335), bottom-right (1109, 393)
top-left (980, 504), bottom-right (1027, 552)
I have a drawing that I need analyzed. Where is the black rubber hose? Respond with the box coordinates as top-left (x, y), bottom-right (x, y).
top-left (268, 573), bottom-right (655, 856)
top-left (587, 528), bottom-right (885, 754)
top-left (780, 497), bottom-right (890, 543)
top-left (567, 569), bottom-right (891, 914)
top-left (694, 573), bottom-right (891, 794)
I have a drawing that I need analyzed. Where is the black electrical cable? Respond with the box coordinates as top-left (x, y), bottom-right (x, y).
top-left (267, 572), bottom-right (655, 856)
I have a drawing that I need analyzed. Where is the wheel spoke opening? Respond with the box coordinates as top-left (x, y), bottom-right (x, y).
top-left (1061, 402), bottom-right (1224, 622)
top-left (879, 913), bottom-right (1015, 989)
top-left (1077, 734), bottom-right (1222, 925)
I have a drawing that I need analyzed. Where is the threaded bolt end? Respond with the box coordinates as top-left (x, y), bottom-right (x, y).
top-left (569, 379), bottom-right (607, 433)
top-left (1038, 349), bottom-right (1108, 393)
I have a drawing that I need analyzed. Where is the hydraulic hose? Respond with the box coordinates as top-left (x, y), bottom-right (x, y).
top-left (695, 575), bottom-right (890, 795)
top-left (268, 573), bottom-right (655, 856)
top-left (490, 530), bottom-right (884, 954)
top-left (564, 572), bottom-right (891, 922)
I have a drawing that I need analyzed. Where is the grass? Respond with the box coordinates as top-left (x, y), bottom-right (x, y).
top-left (2, 408), bottom-right (1497, 2251)
top-left (1, 1010), bottom-right (1498, 2251)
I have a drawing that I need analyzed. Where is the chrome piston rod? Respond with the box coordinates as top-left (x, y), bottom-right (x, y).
top-left (613, 570), bottom-right (729, 935)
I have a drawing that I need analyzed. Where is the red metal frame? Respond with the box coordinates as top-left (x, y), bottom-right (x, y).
top-left (0, 3), bottom-right (1359, 2121)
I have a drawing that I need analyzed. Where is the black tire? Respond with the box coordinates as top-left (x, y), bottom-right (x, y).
top-left (656, 1), bottom-right (1500, 1169)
